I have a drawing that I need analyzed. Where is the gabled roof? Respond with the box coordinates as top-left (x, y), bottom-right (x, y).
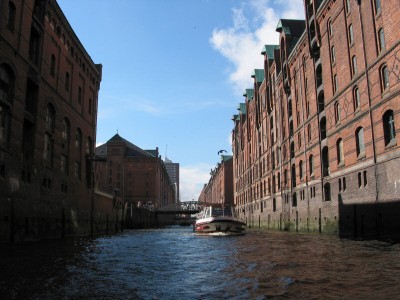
top-left (261, 45), bottom-right (279, 58)
top-left (251, 69), bottom-right (264, 83)
top-left (97, 133), bottom-right (155, 157)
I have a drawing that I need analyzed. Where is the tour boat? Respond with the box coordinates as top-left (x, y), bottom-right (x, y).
top-left (194, 205), bottom-right (246, 236)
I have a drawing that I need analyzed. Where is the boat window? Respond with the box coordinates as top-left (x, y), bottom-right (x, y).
top-left (211, 207), bottom-right (223, 217)
top-left (223, 207), bottom-right (233, 216)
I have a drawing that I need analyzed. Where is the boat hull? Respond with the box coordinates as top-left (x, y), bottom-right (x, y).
top-left (194, 218), bottom-right (246, 236)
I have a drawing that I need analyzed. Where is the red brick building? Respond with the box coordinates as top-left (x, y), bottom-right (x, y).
top-left (0, 0), bottom-right (104, 242)
top-left (198, 155), bottom-right (233, 206)
top-left (94, 134), bottom-right (176, 212)
top-left (232, 0), bottom-right (400, 240)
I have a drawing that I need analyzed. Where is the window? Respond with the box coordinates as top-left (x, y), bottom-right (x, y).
top-left (363, 171), bottom-right (368, 187)
top-left (291, 164), bottom-right (296, 187)
top-left (322, 146), bottom-right (329, 176)
top-left (308, 124), bottom-right (312, 142)
top-left (353, 87), bottom-right (360, 111)
top-left (352, 55), bottom-right (357, 76)
top-left (345, 0), bottom-right (351, 13)
top-left (61, 154), bottom-right (68, 174)
top-left (328, 20), bottom-right (333, 37)
top-left (309, 154), bottom-right (314, 176)
top-left (337, 138), bottom-right (344, 165)
top-left (306, 101), bottom-right (310, 117)
top-left (75, 128), bottom-right (82, 150)
top-left (324, 183), bottom-right (331, 201)
top-left (333, 74), bottom-right (338, 94)
top-left (331, 46), bottom-right (336, 64)
top-left (273, 198), bottom-right (276, 212)
top-left (320, 117), bottom-right (327, 140)
top-left (356, 127), bottom-right (365, 157)
top-left (78, 86), bottom-right (82, 104)
top-left (0, 64), bottom-right (14, 104)
top-left (378, 28), bottom-right (385, 52)
top-left (299, 160), bottom-right (304, 180)
top-left (0, 105), bottom-right (11, 143)
top-left (383, 110), bottom-right (396, 146)
top-left (74, 161), bottom-right (81, 179)
top-left (7, 1), bottom-right (16, 32)
top-left (86, 137), bottom-right (93, 155)
top-left (290, 142), bottom-right (295, 159)
top-left (381, 65), bottom-right (389, 91)
top-left (348, 24), bottom-right (354, 45)
top-left (29, 27), bottom-right (41, 65)
top-left (334, 102), bottom-right (341, 124)
top-left (65, 72), bottom-right (70, 91)
top-left (43, 104), bottom-right (55, 166)
top-left (374, 0), bottom-right (381, 14)
top-left (50, 55), bottom-right (56, 77)
top-left (62, 118), bottom-right (70, 149)
top-left (45, 104), bottom-right (55, 132)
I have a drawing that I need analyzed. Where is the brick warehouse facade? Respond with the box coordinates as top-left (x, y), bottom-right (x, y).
top-left (94, 134), bottom-right (176, 226)
top-left (198, 155), bottom-right (233, 206)
top-left (232, 0), bottom-right (400, 240)
top-left (0, 0), bottom-right (104, 242)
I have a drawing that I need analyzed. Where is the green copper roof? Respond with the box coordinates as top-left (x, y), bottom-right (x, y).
top-left (251, 69), bottom-right (264, 83)
top-left (237, 102), bottom-right (246, 115)
top-left (261, 45), bottom-right (279, 58)
top-left (276, 19), bottom-right (305, 36)
top-left (243, 89), bottom-right (254, 100)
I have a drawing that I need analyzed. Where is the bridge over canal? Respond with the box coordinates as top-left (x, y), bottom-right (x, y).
top-left (154, 201), bottom-right (205, 215)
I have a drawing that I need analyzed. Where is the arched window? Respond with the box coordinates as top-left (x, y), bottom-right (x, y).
top-left (292, 192), bottom-right (297, 207)
top-left (291, 164), bottom-right (296, 187)
top-left (353, 86), bottom-right (360, 111)
top-left (331, 46), bottom-right (336, 64)
top-left (337, 138), bottom-right (344, 165)
top-left (7, 1), bottom-right (16, 32)
top-left (378, 28), bottom-right (385, 52)
top-left (328, 20), bottom-right (333, 37)
top-left (333, 74), bottom-right (338, 94)
top-left (383, 110), bottom-right (396, 146)
top-left (320, 117), bottom-right (327, 140)
top-left (290, 142), bottom-right (295, 159)
top-left (322, 146), bottom-right (329, 176)
top-left (334, 102), bottom-right (341, 124)
top-left (381, 65), bottom-right (389, 92)
top-left (355, 127), bottom-right (365, 157)
top-left (352, 55), bottom-right (357, 76)
top-left (273, 198), bottom-right (276, 212)
top-left (348, 24), bottom-right (354, 45)
top-left (309, 154), bottom-right (314, 176)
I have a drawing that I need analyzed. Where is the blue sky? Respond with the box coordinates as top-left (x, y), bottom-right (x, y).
top-left (57, 0), bottom-right (304, 202)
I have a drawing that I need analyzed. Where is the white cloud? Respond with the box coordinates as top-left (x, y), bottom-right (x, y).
top-left (179, 163), bottom-right (213, 202)
top-left (210, 0), bottom-right (304, 94)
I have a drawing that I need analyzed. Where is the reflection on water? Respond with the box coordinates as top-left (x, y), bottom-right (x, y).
top-left (1, 227), bottom-right (400, 299)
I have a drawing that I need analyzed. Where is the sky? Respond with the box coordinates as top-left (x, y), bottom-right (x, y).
top-left (57, 0), bottom-right (305, 202)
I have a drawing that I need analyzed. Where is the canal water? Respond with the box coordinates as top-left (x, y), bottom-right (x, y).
top-left (1, 226), bottom-right (400, 299)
